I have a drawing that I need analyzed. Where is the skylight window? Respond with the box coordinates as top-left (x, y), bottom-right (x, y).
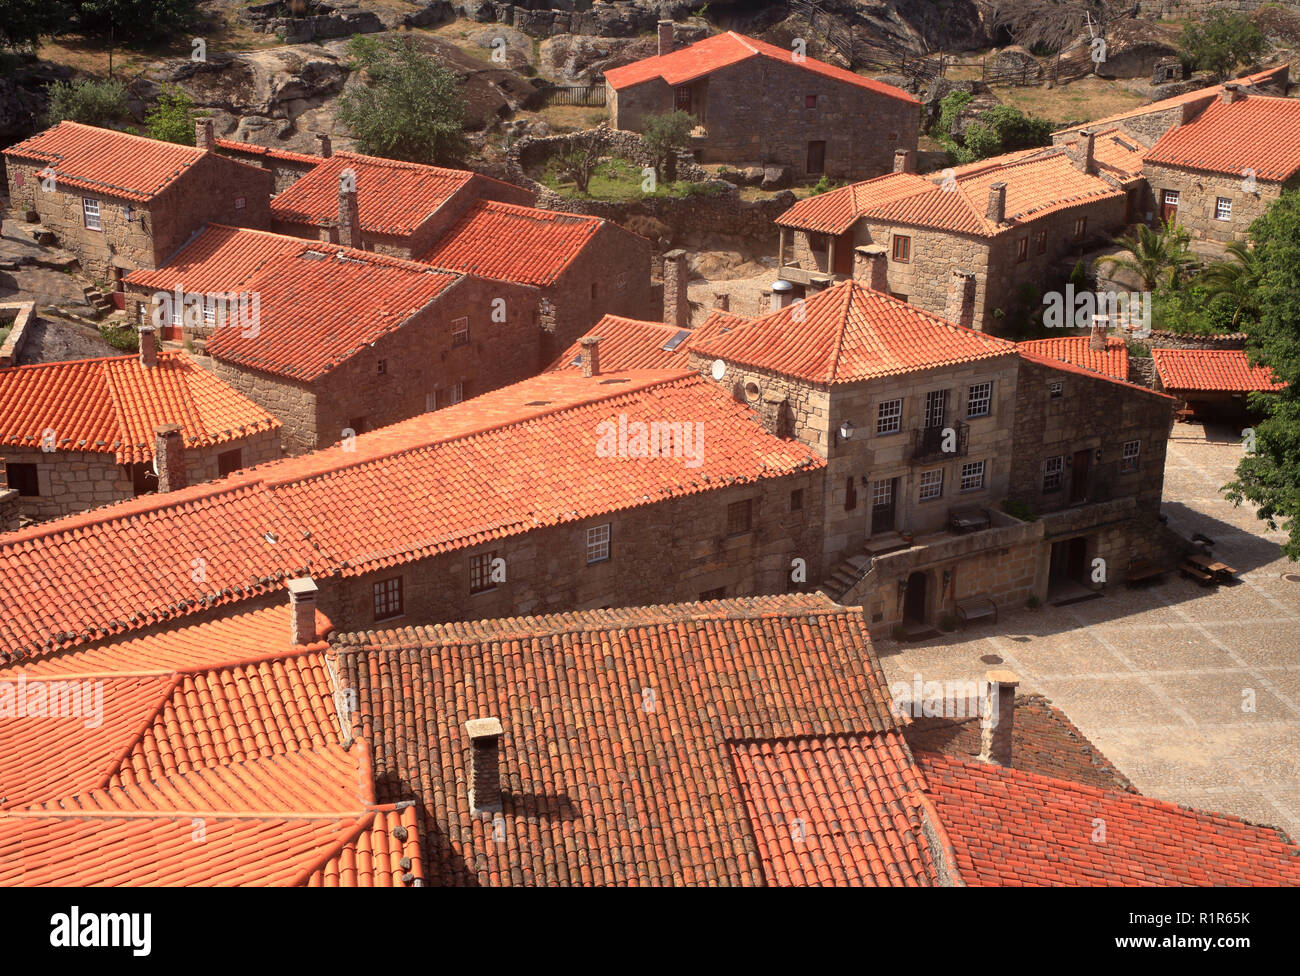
top-left (661, 329), bottom-right (691, 352)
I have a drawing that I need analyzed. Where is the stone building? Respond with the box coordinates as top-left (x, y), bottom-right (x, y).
top-left (605, 28), bottom-right (919, 182)
top-left (2, 121), bottom-right (273, 289)
top-left (215, 135), bottom-right (325, 192)
top-left (124, 225), bottom-right (544, 454)
top-left (1152, 347), bottom-right (1286, 425)
top-left (1142, 87), bottom-right (1300, 245)
top-left (774, 131), bottom-right (1145, 335)
top-left (0, 336), bottom-right (280, 522)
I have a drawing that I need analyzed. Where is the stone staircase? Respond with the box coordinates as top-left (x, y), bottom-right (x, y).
top-left (81, 284), bottom-right (114, 320)
top-left (817, 534), bottom-right (910, 603)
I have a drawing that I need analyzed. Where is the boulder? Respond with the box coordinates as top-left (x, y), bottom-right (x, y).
top-left (466, 24), bottom-right (535, 73)
top-left (760, 164), bottom-right (792, 190)
top-left (538, 34), bottom-right (656, 85)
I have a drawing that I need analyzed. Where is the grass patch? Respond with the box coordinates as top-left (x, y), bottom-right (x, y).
top-left (98, 321), bottom-right (138, 352)
top-left (536, 105), bottom-right (609, 132)
top-left (0, 326), bottom-right (10, 347)
top-left (542, 157), bottom-right (723, 201)
top-left (991, 76), bottom-right (1147, 125)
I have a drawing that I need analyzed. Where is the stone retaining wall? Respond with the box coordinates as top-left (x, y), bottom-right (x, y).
top-left (0, 302), bottom-right (35, 368)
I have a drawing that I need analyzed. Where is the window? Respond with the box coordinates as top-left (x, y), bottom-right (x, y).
top-left (1122, 440), bottom-right (1140, 472)
top-left (1016, 236), bottom-right (1028, 263)
top-left (726, 499), bottom-right (753, 535)
top-left (924, 389), bottom-right (947, 429)
top-left (805, 94), bottom-right (817, 108)
top-left (919, 468), bottom-right (944, 502)
top-left (377, 359), bottom-right (387, 375)
top-left (1035, 228), bottom-right (1047, 254)
top-left (1073, 216), bottom-right (1087, 242)
top-left (425, 392), bottom-right (436, 412)
top-left (217, 449), bottom-right (242, 476)
top-left (203, 300), bottom-right (216, 328)
top-left (82, 198), bottom-right (101, 231)
top-left (348, 416), bottom-right (367, 435)
top-left (451, 316), bottom-right (469, 347)
top-left (1042, 455), bottom-right (1064, 492)
top-left (586, 523), bottom-right (611, 564)
top-left (437, 383), bottom-right (465, 409)
top-left (450, 381), bottom-right (465, 404)
top-left (871, 478), bottom-right (892, 509)
top-left (5, 462), bottom-right (39, 497)
top-left (967, 381), bottom-right (992, 419)
top-left (590, 282), bottom-right (598, 301)
top-left (1049, 381), bottom-right (1064, 399)
top-left (809, 233), bottom-right (829, 254)
top-left (790, 488), bottom-right (803, 511)
top-left (959, 460), bottom-right (985, 492)
top-left (892, 235), bottom-right (911, 263)
top-left (876, 398), bottom-right (903, 435)
top-left (234, 196), bottom-right (246, 210)
top-left (372, 576), bottom-right (403, 621)
top-left (470, 551), bottom-right (498, 594)
top-left (700, 586), bottom-right (727, 602)
top-left (1215, 197), bottom-right (1233, 221)
top-left (890, 291), bottom-right (909, 303)
top-left (128, 462), bottom-right (152, 496)
top-left (844, 475), bottom-right (857, 511)
top-left (1163, 189), bottom-right (1179, 207)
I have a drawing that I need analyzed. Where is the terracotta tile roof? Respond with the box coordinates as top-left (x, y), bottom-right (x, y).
top-left (776, 172), bottom-right (934, 234)
top-left (269, 151), bottom-right (530, 236)
top-left (604, 31), bottom-right (917, 104)
top-left (1018, 335), bottom-right (1129, 382)
top-left (334, 594), bottom-right (900, 885)
top-left (1060, 126), bottom-right (1148, 184)
top-left (1152, 347), bottom-right (1286, 392)
top-left (917, 753), bottom-right (1300, 886)
top-left (3, 121), bottom-right (205, 202)
top-left (215, 137), bottom-right (323, 166)
top-left (1145, 95), bottom-right (1300, 181)
top-left (0, 370), bottom-right (821, 660)
top-left (1019, 349), bottom-right (1178, 400)
top-left (0, 350), bottom-right (280, 463)
top-left (691, 279), bottom-right (1017, 384)
top-left (546, 314), bottom-right (702, 371)
top-left (419, 199), bottom-right (606, 286)
top-left (729, 731), bottom-right (938, 886)
top-left (126, 226), bottom-right (460, 381)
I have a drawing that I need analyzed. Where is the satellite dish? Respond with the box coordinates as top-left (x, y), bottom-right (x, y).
top-left (710, 359), bottom-right (726, 381)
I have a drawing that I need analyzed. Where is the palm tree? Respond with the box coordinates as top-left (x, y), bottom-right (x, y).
top-left (1094, 220), bottom-right (1197, 291)
top-left (1196, 240), bottom-right (1261, 329)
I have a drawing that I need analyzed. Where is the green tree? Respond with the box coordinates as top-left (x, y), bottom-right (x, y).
top-left (45, 77), bottom-right (128, 125)
top-left (1, 0), bottom-right (71, 50)
top-left (1094, 220), bottom-right (1196, 291)
top-left (933, 95), bottom-right (1051, 164)
top-left (1179, 11), bottom-right (1266, 81)
top-left (145, 87), bottom-right (197, 145)
top-left (335, 34), bottom-right (467, 165)
top-left (555, 128), bottom-right (606, 195)
top-left (1224, 191), bottom-right (1300, 559)
top-left (641, 110), bottom-right (694, 183)
top-left (75, 0), bottom-right (196, 42)
top-left (1196, 239), bottom-right (1262, 329)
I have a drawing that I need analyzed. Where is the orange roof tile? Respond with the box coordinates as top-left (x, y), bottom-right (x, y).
top-left (126, 226), bottom-right (460, 381)
top-left (214, 137), bottom-right (323, 166)
top-left (776, 172), bottom-right (934, 234)
top-left (691, 279), bottom-right (1017, 384)
top-left (604, 31), bottom-right (916, 105)
top-left (1018, 334), bottom-right (1129, 382)
top-left (546, 314), bottom-right (701, 371)
top-left (418, 199), bottom-right (606, 286)
top-left (1145, 95), bottom-right (1300, 181)
top-left (918, 752), bottom-right (1300, 886)
top-left (0, 350), bottom-right (280, 463)
top-left (3, 121), bottom-right (205, 202)
top-left (730, 731), bottom-right (937, 886)
top-left (1019, 349), bottom-right (1177, 400)
top-left (1152, 347), bottom-right (1286, 392)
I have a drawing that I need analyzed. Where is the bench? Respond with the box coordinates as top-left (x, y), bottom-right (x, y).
top-left (1179, 561), bottom-right (1216, 586)
top-left (949, 504), bottom-right (991, 535)
top-left (955, 595), bottom-right (998, 629)
top-left (1126, 558), bottom-right (1165, 586)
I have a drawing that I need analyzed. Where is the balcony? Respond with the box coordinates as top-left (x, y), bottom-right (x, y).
top-left (912, 421), bottom-right (969, 463)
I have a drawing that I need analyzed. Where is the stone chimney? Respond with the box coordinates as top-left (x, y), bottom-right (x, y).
top-left (1221, 81), bottom-right (1242, 104)
top-left (1090, 313), bottom-right (1109, 351)
top-left (154, 424), bottom-right (186, 493)
top-left (979, 670), bottom-right (1019, 767)
top-left (893, 148), bottom-right (916, 174)
top-left (579, 335), bottom-right (601, 378)
top-left (338, 173), bottom-right (361, 250)
top-left (0, 486), bottom-right (19, 533)
top-left (985, 182), bottom-right (1007, 225)
top-left (663, 249), bottom-right (689, 328)
top-left (1072, 129), bottom-right (1095, 174)
top-left (657, 19), bottom-right (675, 57)
top-left (466, 717), bottom-right (504, 815)
top-left (287, 576), bottom-right (319, 645)
top-left (712, 291), bottom-right (730, 312)
top-left (195, 118), bottom-right (214, 152)
top-left (944, 270), bottom-right (977, 329)
top-left (139, 325), bottom-right (157, 369)
top-left (759, 391), bottom-right (786, 437)
top-left (769, 279), bottom-right (795, 312)
top-left (316, 133), bottom-right (333, 158)
top-left (852, 245), bottom-right (888, 291)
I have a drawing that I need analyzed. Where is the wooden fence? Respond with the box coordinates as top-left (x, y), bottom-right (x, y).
top-left (537, 84), bottom-right (607, 108)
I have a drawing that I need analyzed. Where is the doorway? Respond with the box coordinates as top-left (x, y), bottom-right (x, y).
top-left (1070, 449), bottom-right (1091, 504)
top-left (903, 571), bottom-right (927, 623)
top-left (111, 267), bottom-right (126, 310)
top-left (1161, 189), bottom-right (1179, 223)
top-left (870, 477), bottom-right (896, 535)
top-left (807, 140), bottom-right (826, 175)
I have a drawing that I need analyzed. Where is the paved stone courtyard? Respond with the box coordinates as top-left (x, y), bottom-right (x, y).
top-left (880, 422), bottom-right (1300, 838)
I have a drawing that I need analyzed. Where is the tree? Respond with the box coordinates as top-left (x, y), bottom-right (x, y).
top-left (1179, 11), bottom-right (1266, 81)
top-left (335, 34), bottom-right (467, 165)
top-left (0, 0), bottom-right (70, 51)
top-left (641, 110), bottom-right (694, 183)
top-left (45, 77), bottom-right (127, 125)
top-left (75, 0), bottom-right (196, 42)
top-left (145, 87), bottom-right (197, 145)
top-left (1224, 191), bottom-right (1300, 559)
top-left (932, 94), bottom-right (1051, 164)
top-left (1197, 239), bottom-right (1262, 329)
top-left (555, 128), bottom-right (606, 195)
top-left (1094, 220), bottom-right (1196, 291)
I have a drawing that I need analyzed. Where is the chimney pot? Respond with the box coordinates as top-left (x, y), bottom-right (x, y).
top-left (316, 133), bottom-right (333, 158)
top-left (986, 182), bottom-right (1007, 224)
top-left (338, 173), bottom-right (360, 250)
top-left (893, 148), bottom-right (916, 174)
top-left (663, 249), bottom-right (689, 328)
top-left (195, 118), bottom-right (214, 152)
top-left (578, 335), bottom-right (601, 377)
top-left (852, 245), bottom-right (888, 291)
top-left (759, 391), bottom-right (786, 437)
top-left (769, 278), bottom-right (795, 312)
top-left (139, 325), bottom-right (158, 369)
top-left (287, 576), bottom-right (319, 645)
top-left (657, 19), bottom-right (675, 57)
top-left (154, 423), bottom-right (186, 493)
top-left (466, 717), bottom-right (504, 815)
top-left (979, 669), bottom-right (1019, 766)
top-left (1221, 82), bottom-right (1242, 104)
top-left (1090, 313), bottom-right (1109, 351)
top-left (1073, 129), bottom-right (1096, 173)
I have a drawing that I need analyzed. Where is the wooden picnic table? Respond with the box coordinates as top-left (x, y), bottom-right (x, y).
top-left (1185, 552), bottom-right (1238, 582)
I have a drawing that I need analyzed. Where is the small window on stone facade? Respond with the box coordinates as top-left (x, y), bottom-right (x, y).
top-left (890, 292), bottom-right (909, 303)
top-left (967, 381), bottom-right (992, 419)
top-left (1036, 228), bottom-right (1048, 254)
top-left (451, 317), bottom-right (469, 347)
top-left (128, 462), bottom-right (153, 497)
top-left (1215, 197), bottom-right (1232, 221)
top-left (83, 198), bottom-right (102, 231)
top-left (805, 94), bottom-right (817, 109)
top-left (844, 476), bottom-right (858, 512)
top-left (809, 233), bottom-right (828, 254)
top-left (700, 586), bottom-right (727, 602)
top-left (449, 381), bottom-right (465, 404)
top-left (959, 460), bottom-right (985, 492)
top-left (377, 359), bottom-right (387, 375)
top-left (586, 523), bottom-right (611, 564)
top-left (919, 468), bottom-right (944, 502)
top-left (591, 282), bottom-right (598, 301)
top-left (373, 576), bottom-right (403, 621)
top-left (470, 552), bottom-right (498, 594)
top-left (1073, 216), bottom-right (1087, 242)
top-left (744, 382), bottom-right (760, 402)
top-left (349, 416), bottom-right (367, 435)
top-left (1122, 439), bottom-right (1140, 473)
top-left (877, 398), bottom-right (903, 435)
top-left (1049, 381), bottom-right (1064, 399)
top-left (892, 235), bottom-right (911, 263)
top-left (235, 197), bottom-right (246, 210)
top-left (5, 462), bottom-right (39, 497)
top-left (790, 488), bottom-right (803, 511)
top-left (1016, 236), bottom-right (1028, 263)
top-left (1042, 455), bottom-right (1064, 492)
top-left (726, 499), bottom-right (753, 535)
top-left (217, 449), bottom-right (242, 477)
top-left (203, 300), bottom-right (216, 328)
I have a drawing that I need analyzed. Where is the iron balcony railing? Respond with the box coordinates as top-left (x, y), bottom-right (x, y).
top-left (912, 420), bottom-right (969, 462)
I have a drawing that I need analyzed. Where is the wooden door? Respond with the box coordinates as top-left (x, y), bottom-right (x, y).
top-left (807, 140), bottom-right (826, 175)
top-left (1161, 189), bottom-right (1179, 223)
top-left (1070, 449), bottom-right (1091, 504)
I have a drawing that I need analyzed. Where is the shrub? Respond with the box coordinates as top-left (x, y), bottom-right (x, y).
top-left (99, 322), bottom-right (139, 352)
top-left (145, 87), bottom-right (197, 146)
top-left (1001, 498), bottom-right (1038, 522)
top-left (1179, 11), bottom-right (1267, 81)
top-left (45, 77), bottom-right (127, 126)
top-left (641, 110), bottom-right (694, 182)
top-left (1027, 594), bottom-right (1041, 609)
top-left (938, 613), bottom-right (957, 632)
